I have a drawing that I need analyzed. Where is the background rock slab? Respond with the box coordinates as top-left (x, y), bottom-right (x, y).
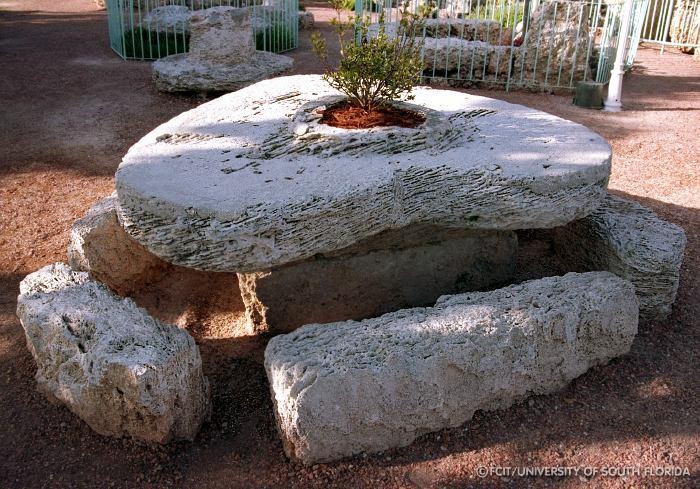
top-left (265, 272), bottom-right (638, 464)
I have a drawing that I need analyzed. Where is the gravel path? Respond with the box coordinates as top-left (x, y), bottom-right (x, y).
top-left (0, 1), bottom-right (698, 487)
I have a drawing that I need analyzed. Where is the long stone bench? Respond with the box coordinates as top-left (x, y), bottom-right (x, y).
top-left (16, 263), bottom-right (211, 443)
top-left (265, 272), bottom-right (639, 464)
top-left (553, 194), bottom-right (686, 320)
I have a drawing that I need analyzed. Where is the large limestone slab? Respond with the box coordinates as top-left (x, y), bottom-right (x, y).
top-left (239, 227), bottom-right (517, 333)
top-left (68, 195), bottom-right (170, 295)
top-left (16, 264), bottom-right (211, 443)
top-left (553, 194), bottom-right (686, 320)
top-left (152, 7), bottom-right (293, 93)
top-left (117, 75), bottom-right (611, 272)
top-left (265, 272), bottom-right (638, 464)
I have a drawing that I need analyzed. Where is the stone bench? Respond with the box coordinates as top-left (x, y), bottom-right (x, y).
top-left (265, 272), bottom-right (638, 464)
top-left (553, 194), bottom-right (686, 320)
top-left (152, 7), bottom-right (293, 93)
top-left (16, 263), bottom-right (211, 443)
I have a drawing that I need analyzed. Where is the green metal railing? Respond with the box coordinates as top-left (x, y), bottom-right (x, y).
top-left (358, 0), bottom-right (650, 90)
top-left (640, 0), bottom-right (699, 51)
top-left (106, 0), bottom-right (299, 60)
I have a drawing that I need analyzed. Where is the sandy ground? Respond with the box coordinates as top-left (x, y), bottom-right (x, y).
top-left (0, 1), bottom-right (699, 488)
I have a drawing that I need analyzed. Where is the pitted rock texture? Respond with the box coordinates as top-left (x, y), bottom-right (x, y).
top-left (68, 195), bottom-right (171, 295)
top-left (239, 226), bottom-right (517, 333)
top-left (152, 7), bottom-right (293, 93)
top-left (553, 195), bottom-right (686, 320)
top-left (265, 272), bottom-right (639, 464)
top-left (117, 74), bottom-right (611, 272)
top-left (188, 7), bottom-right (254, 65)
top-left (513, 1), bottom-right (593, 86)
top-left (421, 38), bottom-right (489, 74)
top-left (16, 263), bottom-right (211, 443)
top-left (141, 5), bottom-right (192, 33)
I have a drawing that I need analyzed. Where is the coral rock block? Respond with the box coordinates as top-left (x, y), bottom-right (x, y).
top-left (265, 272), bottom-right (638, 464)
top-left (16, 264), bottom-right (211, 443)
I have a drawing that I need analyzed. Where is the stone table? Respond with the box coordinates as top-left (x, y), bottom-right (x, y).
top-left (116, 74), bottom-right (612, 331)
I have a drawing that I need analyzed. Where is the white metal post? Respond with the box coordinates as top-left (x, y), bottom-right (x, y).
top-left (604, 0), bottom-right (635, 111)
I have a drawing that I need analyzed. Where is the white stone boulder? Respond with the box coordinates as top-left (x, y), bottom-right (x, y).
top-left (152, 7), bottom-right (293, 93)
top-left (265, 272), bottom-right (638, 464)
top-left (68, 195), bottom-right (170, 295)
top-left (16, 263), bottom-right (211, 443)
top-left (553, 194), bottom-right (686, 320)
top-left (116, 75), bottom-right (611, 272)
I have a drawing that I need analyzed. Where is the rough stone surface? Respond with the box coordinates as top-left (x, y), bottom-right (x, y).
top-left (117, 74), bottom-right (611, 272)
top-left (16, 263), bottom-right (211, 443)
top-left (370, 19), bottom-right (505, 44)
top-left (68, 195), bottom-right (170, 295)
top-left (298, 10), bottom-right (314, 30)
top-left (553, 194), bottom-right (686, 320)
top-left (152, 51), bottom-right (293, 92)
top-left (152, 7), bottom-right (293, 93)
top-left (238, 226), bottom-right (517, 333)
top-left (486, 45), bottom-right (517, 79)
top-left (670, 0), bottom-right (699, 54)
top-left (265, 271), bottom-right (639, 464)
top-left (142, 5), bottom-right (192, 33)
top-left (421, 38), bottom-right (489, 74)
top-left (514, 1), bottom-right (593, 86)
top-left (188, 7), bottom-right (254, 64)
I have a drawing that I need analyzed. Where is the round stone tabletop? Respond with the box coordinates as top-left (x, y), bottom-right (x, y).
top-left (116, 75), bottom-right (611, 272)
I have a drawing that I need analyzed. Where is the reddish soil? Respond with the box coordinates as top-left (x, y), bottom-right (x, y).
top-left (320, 101), bottom-right (426, 129)
top-left (1, 1), bottom-right (699, 488)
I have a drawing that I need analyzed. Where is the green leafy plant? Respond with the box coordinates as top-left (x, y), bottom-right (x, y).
top-left (311, 0), bottom-right (434, 112)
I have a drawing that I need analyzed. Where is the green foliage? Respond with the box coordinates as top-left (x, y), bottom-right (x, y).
top-left (311, 0), bottom-right (434, 112)
top-left (339, 0), bottom-right (382, 12)
top-left (122, 27), bottom-right (189, 59)
top-left (255, 23), bottom-right (295, 52)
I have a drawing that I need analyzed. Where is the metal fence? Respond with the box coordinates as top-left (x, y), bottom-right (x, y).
top-left (359, 0), bottom-right (650, 90)
top-left (640, 0), bottom-right (699, 51)
top-left (106, 0), bottom-right (299, 60)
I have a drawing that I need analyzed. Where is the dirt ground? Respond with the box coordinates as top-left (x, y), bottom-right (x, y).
top-left (1, 1), bottom-right (699, 488)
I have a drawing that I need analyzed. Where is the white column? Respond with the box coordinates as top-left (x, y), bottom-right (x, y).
top-left (604, 0), bottom-right (635, 112)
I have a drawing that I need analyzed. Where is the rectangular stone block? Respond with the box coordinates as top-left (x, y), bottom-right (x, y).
top-left (265, 272), bottom-right (639, 464)
top-left (188, 7), bottom-right (255, 65)
top-left (552, 194), bottom-right (686, 320)
top-left (238, 226), bottom-right (517, 333)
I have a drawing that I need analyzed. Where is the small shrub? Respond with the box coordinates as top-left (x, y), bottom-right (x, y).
top-left (122, 27), bottom-right (189, 59)
top-left (311, 0), bottom-right (434, 112)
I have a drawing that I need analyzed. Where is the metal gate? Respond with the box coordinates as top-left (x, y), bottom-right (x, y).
top-left (359, 0), bottom-right (650, 90)
top-left (106, 0), bottom-right (299, 60)
top-left (640, 0), bottom-right (699, 51)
